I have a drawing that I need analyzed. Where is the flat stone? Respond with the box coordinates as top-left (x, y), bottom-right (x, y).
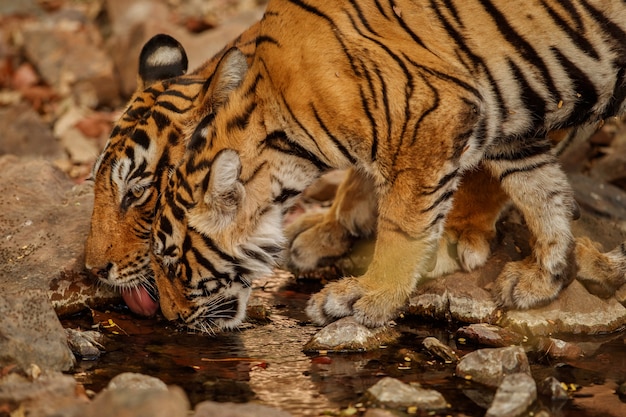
top-left (83, 383), bottom-right (189, 417)
top-left (534, 337), bottom-right (584, 360)
top-left (365, 377), bottom-right (448, 410)
top-left (0, 156), bottom-right (120, 316)
top-left (455, 323), bottom-right (525, 348)
top-left (485, 373), bottom-right (537, 417)
top-left (0, 289), bottom-right (75, 371)
top-left (456, 346), bottom-right (530, 388)
top-left (422, 336), bottom-right (459, 363)
top-left (303, 316), bottom-right (399, 352)
top-left (501, 280), bottom-right (626, 336)
top-left (193, 401), bottom-right (293, 417)
top-left (0, 369), bottom-right (89, 417)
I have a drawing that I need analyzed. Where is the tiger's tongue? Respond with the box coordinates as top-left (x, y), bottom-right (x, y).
top-left (121, 287), bottom-right (159, 317)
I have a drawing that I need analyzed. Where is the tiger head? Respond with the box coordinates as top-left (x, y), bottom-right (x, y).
top-left (85, 28), bottom-right (259, 317)
top-left (149, 48), bottom-right (309, 332)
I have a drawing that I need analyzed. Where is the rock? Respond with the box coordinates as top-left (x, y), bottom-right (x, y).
top-left (0, 289), bottom-right (75, 371)
top-left (0, 369), bottom-right (89, 417)
top-left (485, 373), bottom-right (537, 417)
top-left (106, 373), bottom-right (168, 391)
top-left (534, 337), bottom-right (584, 360)
top-left (20, 14), bottom-right (119, 107)
top-left (455, 323), bottom-right (525, 348)
top-left (65, 328), bottom-right (105, 360)
top-left (408, 271), bottom-right (499, 324)
top-left (303, 316), bottom-right (399, 352)
top-left (539, 376), bottom-right (569, 402)
top-left (570, 173), bottom-right (626, 221)
top-left (501, 280), bottom-right (626, 336)
top-left (365, 377), bottom-right (447, 410)
top-left (422, 336), bottom-right (459, 363)
top-left (0, 156), bottom-right (120, 316)
top-left (193, 401), bottom-right (293, 417)
top-left (455, 346), bottom-right (530, 388)
top-left (83, 375), bottom-right (189, 417)
top-left (362, 409), bottom-right (397, 417)
top-left (0, 103), bottom-right (62, 159)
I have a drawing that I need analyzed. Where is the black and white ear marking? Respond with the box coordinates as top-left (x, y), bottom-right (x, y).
top-left (138, 34), bottom-right (189, 89)
top-left (205, 149), bottom-right (244, 222)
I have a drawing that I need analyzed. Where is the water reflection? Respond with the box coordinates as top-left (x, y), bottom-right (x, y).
top-left (65, 270), bottom-right (626, 417)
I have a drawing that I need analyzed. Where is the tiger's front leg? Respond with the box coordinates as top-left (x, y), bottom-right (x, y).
top-left (485, 138), bottom-right (578, 308)
top-left (306, 167), bottom-right (458, 327)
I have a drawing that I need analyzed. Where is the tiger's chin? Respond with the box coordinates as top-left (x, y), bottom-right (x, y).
top-left (158, 281), bottom-right (252, 334)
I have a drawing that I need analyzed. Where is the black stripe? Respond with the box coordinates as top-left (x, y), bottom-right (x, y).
top-left (227, 101), bottom-right (257, 132)
top-left (187, 114), bottom-right (215, 152)
top-left (481, 0), bottom-right (562, 103)
top-left (506, 58), bottom-right (546, 130)
top-left (421, 189), bottom-right (455, 214)
top-left (349, 1), bottom-right (380, 37)
top-left (355, 88), bottom-right (378, 162)
top-left (551, 47), bottom-right (598, 126)
top-left (540, 0), bottom-right (599, 60)
top-left (274, 187), bottom-right (300, 204)
top-left (311, 105), bottom-right (358, 164)
top-left (263, 130), bottom-right (330, 171)
top-left (580, 0), bottom-right (626, 58)
top-left (423, 169), bottom-right (459, 195)
top-left (374, 0), bottom-right (389, 19)
top-left (285, 0), bottom-right (361, 76)
top-left (151, 110), bottom-right (170, 132)
top-left (130, 129), bottom-right (151, 150)
top-left (485, 141), bottom-right (552, 161)
top-left (498, 160), bottom-right (552, 181)
top-left (255, 35), bottom-right (280, 48)
top-left (388, 0), bottom-right (427, 49)
top-left (156, 100), bottom-right (194, 114)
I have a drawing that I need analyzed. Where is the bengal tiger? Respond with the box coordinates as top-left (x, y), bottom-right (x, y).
top-left (84, 25), bottom-right (260, 317)
top-left (150, 0), bottom-right (626, 330)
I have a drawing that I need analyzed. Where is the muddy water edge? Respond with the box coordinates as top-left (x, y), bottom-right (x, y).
top-left (62, 270), bottom-right (626, 417)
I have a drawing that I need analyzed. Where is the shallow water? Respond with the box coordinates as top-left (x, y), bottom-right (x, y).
top-left (64, 270), bottom-right (626, 416)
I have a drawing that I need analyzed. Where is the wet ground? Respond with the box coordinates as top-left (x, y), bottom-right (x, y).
top-left (62, 271), bottom-right (626, 417)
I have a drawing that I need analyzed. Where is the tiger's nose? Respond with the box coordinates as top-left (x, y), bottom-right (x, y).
top-left (89, 263), bottom-right (113, 280)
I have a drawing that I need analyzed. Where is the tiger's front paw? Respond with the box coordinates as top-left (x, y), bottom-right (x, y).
top-left (305, 277), bottom-right (400, 327)
top-left (493, 259), bottom-right (567, 309)
top-left (305, 277), bottom-right (364, 325)
top-left (285, 212), bottom-right (353, 272)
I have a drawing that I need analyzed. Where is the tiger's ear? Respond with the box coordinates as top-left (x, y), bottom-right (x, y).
top-left (137, 34), bottom-right (188, 90)
top-left (198, 48), bottom-right (248, 113)
top-left (204, 149), bottom-right (245, 227)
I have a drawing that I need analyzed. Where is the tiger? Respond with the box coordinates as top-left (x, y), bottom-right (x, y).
top-left (84, 24), bottom-right (260, 317)
top-left (150, 0), bottom-right (626, 331)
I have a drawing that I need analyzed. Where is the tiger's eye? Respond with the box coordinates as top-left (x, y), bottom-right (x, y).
top-left (131, 185), bottom-right (145, 199)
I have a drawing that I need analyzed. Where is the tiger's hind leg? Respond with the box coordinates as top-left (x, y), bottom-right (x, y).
top-left (485, 137), bottom-right (578, 308)
top-left (576, 238), bottom-right (626, 298)
top-left (427, 164), bottom-right (510, 277)
top-left (285, 168), bottom-right (377, 273)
